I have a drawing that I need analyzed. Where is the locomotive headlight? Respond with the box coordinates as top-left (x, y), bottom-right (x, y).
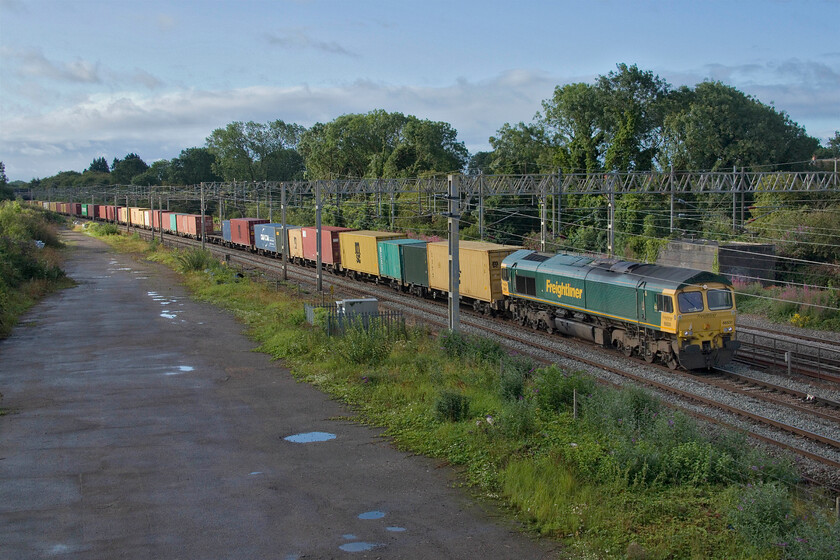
top-left (724, 326), bottom-right (733, 332)
top-left (683, 330), bottom-right (693, 337)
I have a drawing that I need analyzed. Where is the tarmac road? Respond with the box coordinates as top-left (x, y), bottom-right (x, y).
top-left (0, 231), bottom-right (555, 560)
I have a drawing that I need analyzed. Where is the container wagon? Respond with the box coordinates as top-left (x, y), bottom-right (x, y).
top-left (338, 230), bottom-right (406, 279)
top-left (377, 239), bottom-right (427, 288)
top-left (229, 218), bottom-right (269, 248)
top-left (427, 240), bottom-right (521, 314)
top-left (300, 226), bottom-right (354, 271)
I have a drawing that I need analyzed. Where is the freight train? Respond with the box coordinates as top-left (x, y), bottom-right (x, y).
top-left (37, 200), bottom-right (740, 369)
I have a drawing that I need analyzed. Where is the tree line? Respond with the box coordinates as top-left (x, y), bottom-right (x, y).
top-left (17, 63), bottom-right (838, 192)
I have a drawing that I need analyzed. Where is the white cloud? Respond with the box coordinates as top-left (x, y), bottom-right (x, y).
top-left (131, 68), bottom-right (164, 89)
top-left (265, 29), bottom-right (358, 57)
top-left (4, 47), bottom-right (101, 83)
top-left (2, 63), bottom-right (837, 180)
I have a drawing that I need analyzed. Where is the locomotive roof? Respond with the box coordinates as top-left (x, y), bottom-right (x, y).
top-left (503, 250), bottom-right (732, 290)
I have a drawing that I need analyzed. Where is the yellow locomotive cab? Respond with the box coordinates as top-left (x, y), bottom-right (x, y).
top-left (673, 283), bottom-right (739, 369)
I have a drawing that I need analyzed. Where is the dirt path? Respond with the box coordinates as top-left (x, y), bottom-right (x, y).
top-left (0, 231), bottom-right (555, 559)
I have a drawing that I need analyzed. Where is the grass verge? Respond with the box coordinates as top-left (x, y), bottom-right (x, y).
top-left (0, 201), bottom-right (74, 339)
top-left (91, 229), bottom-right (840, 560)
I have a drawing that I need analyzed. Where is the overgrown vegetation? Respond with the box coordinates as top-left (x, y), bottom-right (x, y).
top-left (91, 229), bottom-right (838, 559)
top-left (734, 279), bottom-right (840, 331)
top-left (0, 200), bottom-right (71, 338)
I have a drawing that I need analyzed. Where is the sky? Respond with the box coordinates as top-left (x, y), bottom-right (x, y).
top-left (1, 0), bottom-right (839, 181)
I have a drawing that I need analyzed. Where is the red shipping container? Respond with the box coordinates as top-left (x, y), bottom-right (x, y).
top-left (176, 214), bottom-right (215, 237)
top-left (230, 218), bottom-right (268, 246)
top-left (151, 210), bottom-right (162, 229)
top-left (301, 226), bottom-right (354, 265)
top-left (160, 211), bottom-right (175, 231)
top-left (68, 203), bottom-right (81, 216)
top-left (106, 205), bottom-right (116, 221)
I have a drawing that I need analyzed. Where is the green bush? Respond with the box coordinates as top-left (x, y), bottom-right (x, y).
top-left (0, 201), bottom-right (68, 337)
top-left (89, 223), bottom-right (120, 236)
top-left (498, 398), bottom-right (536, 438)
top-left (439, 330), bottom-right (505, 363)
top-left (176, 249), bottom-right (215, 272)
top-left (498, 355), bottom-right (535, 402)
top-left (728, 482), bottom-right (796, 550)
top-left (781, 512), bottom-right (840, 560)
top-left (334, 319), bottom-right (405, 366)
top-left (535, 365), bottom-right (596, 414)
top-left (435, 390), bottom-right (470, 422)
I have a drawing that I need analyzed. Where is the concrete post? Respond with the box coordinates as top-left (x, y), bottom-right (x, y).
top-left (448, 174), bottom-right (460, 333)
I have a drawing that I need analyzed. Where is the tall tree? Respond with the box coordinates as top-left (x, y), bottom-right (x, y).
top-left (170, 147), bottom-right (222, 185)
top-left (382, 118), bottom-right (468, 177)
top-left (206, 120), bottom-right (305, 181)
top-left (596, 63), bottom-right (670, 171)
top-left (660, 81), bottom-right (819, 171)
top-left (467, 151), bottom-right (493, 175)
top-left (110, 153), bottom-right (149, 184)
top-left (487, 122), bottom-right (549, 174)
top-left (0, 161), bottom-right (12, 200)
top-left (540, 82), bottom-right (605, 173)
top-left (131, 160), bottom-right (171, 186)
top-left (298, 111), bottom-right (467, 179)
top-left (87, 157), bottom-right (110, 173)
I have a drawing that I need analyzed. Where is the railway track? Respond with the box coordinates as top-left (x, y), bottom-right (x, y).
top-left (735, 328), bottom-right (840, 384)
top-left (122, 225), bottom-right (840, 476)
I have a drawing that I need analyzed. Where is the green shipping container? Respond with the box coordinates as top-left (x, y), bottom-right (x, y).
top-left (401, 242), bottom-right (429, 288)
top-left (81, 204), bottom-right (89, 217)
top-left (377, 239), bottom-right (426, 281)
top-left (169, 213), bottom-right (180, 233)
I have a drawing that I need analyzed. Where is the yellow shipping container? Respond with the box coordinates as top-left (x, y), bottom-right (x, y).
top-left (339, 230), bottom-right (405, 276)
top-left (427, 241), bottom-right (521, 303)
top-left (288, 228), bottom-right (304, 259)
top-left (129, 207), bottom-right (150, 226)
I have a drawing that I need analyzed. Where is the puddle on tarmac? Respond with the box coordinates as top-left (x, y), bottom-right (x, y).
top-left (342, 534), bottom-right (357, 540)
top-left (165, 365), bottom-right (194, 376)
top-left (249, 471), bottom-right (263, 476)
top-left (358, 511), bottom-right (385, 520)
top-left (339, 542), bottom-right (380, 553)
top-left (386, 527), bottom-right (406, 532)
top-left (160, 313), bottom-right (177, 319)
top-left (283, 432), bottom-right (336, 443)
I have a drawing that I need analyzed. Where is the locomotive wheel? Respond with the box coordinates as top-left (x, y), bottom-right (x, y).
top-left (644, 350), bottom-right (655, 363)
top-left (666, 355), bottom-right (679, 370)
top-left (621, 344), bottom-right (633, 357)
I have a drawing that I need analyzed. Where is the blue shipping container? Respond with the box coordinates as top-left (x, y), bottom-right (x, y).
top-left (254, 223), bottom-right (300, 254)
top-left (222, 220), bottom-right (231, 243)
